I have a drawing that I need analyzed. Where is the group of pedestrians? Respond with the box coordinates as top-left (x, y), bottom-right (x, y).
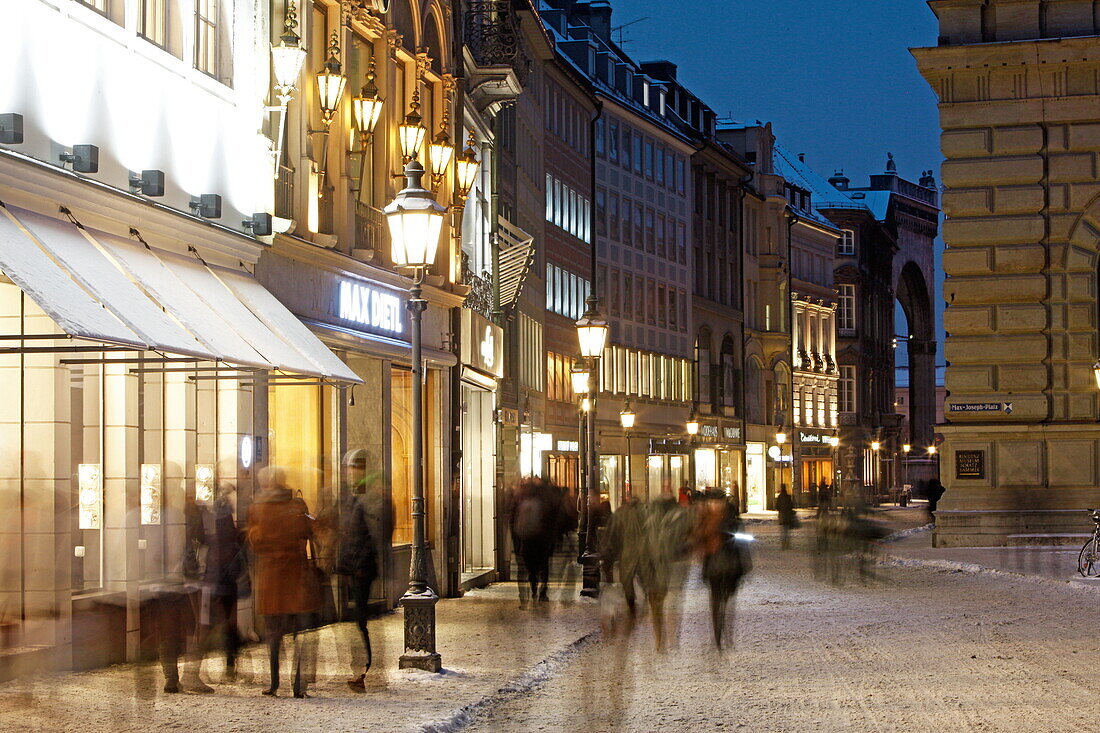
top-left (151, 451), bottom-right (384, 698)
top-left (602, 489), bottom-right (752, 650)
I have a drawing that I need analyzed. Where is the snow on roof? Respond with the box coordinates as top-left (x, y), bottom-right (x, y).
top-left (771, 145), bottom-right (856, 228)
top-left (844, 190), bottom-right (892, 221)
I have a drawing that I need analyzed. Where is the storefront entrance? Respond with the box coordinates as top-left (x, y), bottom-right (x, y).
top-left (746, 442), bottom-right (767, 512)
top-left (460, 383), bottom-right (496, 579)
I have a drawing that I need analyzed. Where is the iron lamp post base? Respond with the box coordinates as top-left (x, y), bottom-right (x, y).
top-left (579, 549), bottom-right (601, 598)
top-left (399, 589), bottom-right (442, 672)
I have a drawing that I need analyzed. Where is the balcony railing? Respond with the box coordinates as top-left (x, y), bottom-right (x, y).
top-left (461, 252), bottom-right (493, 318)
top-left (466, 1), bottom-right (531, 82)
top-left (355, 202), bottom-right (386, 259)
top-left (275, 164), bottom-right (294, 220)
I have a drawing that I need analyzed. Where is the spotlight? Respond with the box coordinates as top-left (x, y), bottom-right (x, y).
top-left (129, 169), bottom-right (165, 197)
top-left (59, 144), bottom-right (99, 173)
top-left (188, 193), bottom-right (222, 219)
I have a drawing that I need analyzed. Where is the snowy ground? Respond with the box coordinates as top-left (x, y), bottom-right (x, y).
top-left (468, 525), bottom-right (1100, 733)
top-left (4, 518), bottom-right (1100, 732)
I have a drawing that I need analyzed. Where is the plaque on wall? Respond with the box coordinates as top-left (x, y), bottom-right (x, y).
top-left (955, 450), bottom-right (985, 480)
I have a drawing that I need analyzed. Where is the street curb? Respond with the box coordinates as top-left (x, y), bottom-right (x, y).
top-left (416, 628), bottom-right (601, 733)
top-left (878, 553), bottom-right (1100, 593)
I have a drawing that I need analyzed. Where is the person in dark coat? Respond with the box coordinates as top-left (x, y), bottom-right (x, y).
top-left (776, 485), bottom-right (796, 549)
top-left (193, 481), bottom-right (245, 684)
top-left (335, 450), bottom-right (379, 692)
top-left (509, 478), bottom-right (564, 603)
top-left (247, 467), bottom-right (320, 698)
top-left (694, 494), bottom-right (752, 649)
top-left (926, 478), bottom-right (946, 524)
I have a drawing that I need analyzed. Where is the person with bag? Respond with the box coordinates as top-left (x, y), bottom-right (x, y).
top-left (335, 450), bottom-right (380, 692)
top-left (695, 492), bottom-right (752, 649)
top-left (247, 466), bottom-right (320, 698)
top-left (192, 481), bottom-right (246, 685)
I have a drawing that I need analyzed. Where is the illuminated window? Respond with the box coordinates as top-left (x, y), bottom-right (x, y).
top-left (839, 366), bottom-right (856, 413)
top-left (139, 0), bottom-right (167, 46)
top-left (195, 0), bottom-right (219, 76)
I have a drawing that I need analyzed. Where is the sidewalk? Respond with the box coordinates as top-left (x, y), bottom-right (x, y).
top-left (0, 583), bottom-right (600, 733)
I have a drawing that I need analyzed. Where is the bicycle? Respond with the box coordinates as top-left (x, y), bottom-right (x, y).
top-left (1077, 509), bottom-right (1100, 577)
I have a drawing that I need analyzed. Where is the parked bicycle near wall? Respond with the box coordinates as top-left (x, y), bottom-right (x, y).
top-left (1076, 509), bottom-right (1100, 577)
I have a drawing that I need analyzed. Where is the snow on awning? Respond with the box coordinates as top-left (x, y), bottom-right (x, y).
top-left (0, 203), bottom-right (145, 348)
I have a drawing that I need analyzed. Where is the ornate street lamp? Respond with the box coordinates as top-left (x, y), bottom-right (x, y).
top-left (686, 413), bottom-right (700, 496)
top-left (351, 58), bottom-right (384, 146)
top-left (268, 2), bottom-right (307, 173)
top-left (575, 296), bottom-right (608, 598)
top-left (315, 30), bottom-right (347, 127)
top-left (428, 127), bottom-right (454, 190)
top-left (570, 362), bottom-right (591, 397)
top-left (620, 402), bottom-right (636, 500)
top-left (455, 130), bottom-right (480, 201)
top-left (385, 160), bottom-right (447, 673)
top-left (399, 89), bottom-right (427, 162)
top-left (901, 443), bottom-right (912, 503)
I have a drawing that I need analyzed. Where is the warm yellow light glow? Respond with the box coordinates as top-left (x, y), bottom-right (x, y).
top-left (570, 365), bottom-right (591, 395)
top-left (871, 441), bottom-right (882, 451)
top-left (576, 305), bottom-right (609, 358)
top-left (928, 445), bottom-right (937, 455)
top-left (648, 455), bottom-right (664, 469)
top-left (828, 436), bottom-right (840, 447)
top-left (429, 135), bottom-right (454, 184)
top-left (352, 93), bottom-right (384, 139)
top-left (776, 432), bottom-right (787, 445)
top-left (78, 464), bottom-right (102, 530)
top-left (902, 443), bottom-right (911, 453)
top-left (581, 397), bottom-right (592, 412)
top-left (620, 406), bottom-right (636, 430)
top-left (456, 132), bottom-right (480, 199)
top-left (315, 30), bottom-right (347, 125)
top-left (1093, 359), bottom-right (1100, 389)
top-left (686, 417), bottom-right (700, 436)
top-left (385, 161), bottom-right (447, 269)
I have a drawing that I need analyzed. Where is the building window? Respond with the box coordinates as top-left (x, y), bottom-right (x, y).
top-left (839, 228), bottom-right (856, 256)
top-left (79, 0), bottom-right (110, 14)
top-left (838, 284), bottom-right (856, 331)
top-left (609, 120), bottom-right (619, 162)
top-left (138, 0), bottom-right (168, 46)
top-left (195, 0), bottom-right (219, 76)
top-left (622, 128), bottom-right (631, 169)
top-left (839, 365), bottom-right (856, 413)
top-left (696, 335), bottom-right (712, 407)
top-left (594, 117), bottom-right (605, 157)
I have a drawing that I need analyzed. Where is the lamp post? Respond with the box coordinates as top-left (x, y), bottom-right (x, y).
top-left (268, 2), bottom-right (308, 173)
top-left (828, 434), bottom-right (840, 505)
top-left (385, 160), bottom-right (447, 672)
top-left (575, 296), bottom-right (608, 598)
top-left (571, 361), bottom-right (591, 562)
top-left (928, 444), bottom-right (939, 480)
top-left (870, 440), bottom-right (882, 504)
top-left (686, 414), bottom-right (700, 496)
top-left (901, 443), bottom-right (911, 503)
top-left (775, 431), bottom-right (788, 500)
top-left (620, 402), bottom-right (636, 501)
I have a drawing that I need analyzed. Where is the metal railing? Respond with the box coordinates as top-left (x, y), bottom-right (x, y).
top-left (465, 1), bottom-right (531, 82)
top-left (355, 202), bottom-right (386, 258)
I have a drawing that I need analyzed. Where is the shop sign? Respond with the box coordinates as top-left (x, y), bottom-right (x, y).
top-left (722, 426), bottom-right (742, 442)
top-left (699, 424), bottom-right (719, 438)
top-left (799, 432), bottom-right (824, 444)
top-left (556, 440), bottom-right (580, 452)
top-left (460, 309), bottom-right (504, 378)
top-left (955, 450), bottom-right (985, 480)
top-left (337, 279), bottom-right (405, 335)
top-left (650, 438), bottom-right (689, 454)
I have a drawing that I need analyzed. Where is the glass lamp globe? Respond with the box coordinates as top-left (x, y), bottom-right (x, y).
top-left (384, 161), bottom-right (447, 269)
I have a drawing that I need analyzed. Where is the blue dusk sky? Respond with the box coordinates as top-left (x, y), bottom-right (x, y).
top-left (607, 0), bottom-right (946, 384)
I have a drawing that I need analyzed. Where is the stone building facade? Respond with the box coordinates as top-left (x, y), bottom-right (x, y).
top-left (914, 0), bottom-right (1100, 545)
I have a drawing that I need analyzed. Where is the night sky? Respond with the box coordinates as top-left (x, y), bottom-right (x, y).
top-left (607, 0), bottom-right (946, 384)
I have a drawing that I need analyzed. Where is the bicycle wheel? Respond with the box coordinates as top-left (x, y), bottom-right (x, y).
top-left (1078, 538), bottom-right (1100, 577)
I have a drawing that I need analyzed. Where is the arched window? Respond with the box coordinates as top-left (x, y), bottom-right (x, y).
top-left (720, 336), bottom-right (738, 412)
top-left (695, 330), bottom-right (712, 409)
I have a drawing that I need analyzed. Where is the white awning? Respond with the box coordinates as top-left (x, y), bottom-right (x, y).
top-left (0, 203), bottom-right (362, 383)
top-left (216, 267), bottom-right (362, 383)
top-left (0, 204), bottom-right (145, 348)
top-left (11, 207), bottom-right (217, 361)
top-left (94, 231), bottom-right (272, 369)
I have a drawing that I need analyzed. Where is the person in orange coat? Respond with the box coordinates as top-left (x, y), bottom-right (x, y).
top-left (247, 466), bottom-right (320, 697)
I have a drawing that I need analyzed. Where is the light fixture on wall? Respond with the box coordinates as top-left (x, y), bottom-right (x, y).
top-left (316, 30), bottom-right (348, 127)
top-left (351, 57), bottom-right (384, 147)
top-left (427, 86), bottom-right (454, 189)
top-left (189, 194), bottom-right (223, 219)
top-left (686, 414), bottom-right (700, 436)
top-left (269, 1), bottom-right (308, 174)
top-left (399, 88), bottom-right (426, 163)
top-left (243, 212), bottom-right (273, 236)
top-left (0, 113), bottom-right (24, 144)
top-left (78, 464), bottom-right (102, 530)
top-left (129, 169), bottom-right (165, 197)
top-left (59, 144), bottom-right (99, 173)
top-left (455, 130), bottom-right (480, 201)
top-left (570, 362), bottom-right (591, 396)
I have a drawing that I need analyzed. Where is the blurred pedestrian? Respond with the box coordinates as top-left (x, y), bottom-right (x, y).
top-left (777, 484), bottom-right (797, 550)
top-left (602, 496), bottom-right (646, 624)
top-left (510, 478), bottom-right (564, 603)
top-left (247, 467), bottom-right (320, 698)
top-left (694, 493), bottom-right (752, 649)
top-left (335, 450), bottom-right (380, 692)
top-left (193, 481), bottom-right (245, 685)
top-left (926, 478), bottom-right (945, 524)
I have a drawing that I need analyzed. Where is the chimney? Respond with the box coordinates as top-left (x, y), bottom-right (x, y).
top-left (798, 153), bottom-right (806, 163)
top-left (588, 1), bottom-right (612, 42)
top-left (828, 169), bottom-right (850, 191)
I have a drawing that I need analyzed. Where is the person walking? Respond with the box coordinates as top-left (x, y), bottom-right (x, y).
top-left (694, 493), bottom-right (752, 650)
top-left (335, 450), bottom-right (379, 692)
top-left (247, 467), bottom-right (320, 698)
top-left (776, 484), bottom-right (797, 550)
top-left (510, 478), bottom-right (563, 603)
top-left (192, 481), bottom-right (245, 685)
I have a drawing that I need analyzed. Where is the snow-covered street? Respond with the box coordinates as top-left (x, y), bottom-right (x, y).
top-left (469, 526), bottom-right (1100, 732)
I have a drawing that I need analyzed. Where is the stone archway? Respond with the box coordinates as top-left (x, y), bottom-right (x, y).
top-left (896, 260), bottom-right (936, 447)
